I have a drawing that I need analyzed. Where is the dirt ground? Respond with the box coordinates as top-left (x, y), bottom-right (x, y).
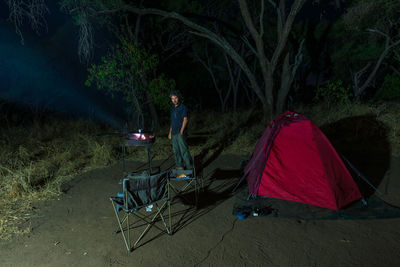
top-left (1, 154), bottom-right (400, 267)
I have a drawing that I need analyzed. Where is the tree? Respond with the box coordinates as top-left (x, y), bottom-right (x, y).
top-left (85, 0), bottom-right (306, 118)
top-left (193, 43), bottom-right (231, 112)
top-left (85, 33), bottom-right (173, 130)
top-left (192, 35), bottom-right (246, 112)
top-left (159, 0), bottom-right (304, 117)
top-left (332, 0), bottom-right (400, 99)
top-left (5, 0), bottom-right (309, 119)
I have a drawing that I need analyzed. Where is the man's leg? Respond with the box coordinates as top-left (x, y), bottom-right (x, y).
top-left (172, 134), bottom-right (184, 168)
top-left (177, 134), bottom-right (192, 170)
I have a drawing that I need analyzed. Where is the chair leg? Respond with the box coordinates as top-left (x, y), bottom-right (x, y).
top-left (168, 199), bottom-right (172, 235)
top-left (133, 202), bottom-right (168, 247)
top-left (127, 211), bottom-right (131, 251)
top-left (194, 179), bottom-right (198, 207)
top-left (158, 204), bottom-right (171, 235)
top-left (170, 179), bottom-right (200, 207)
top-left (168, 181), bottom-right (172, 234)
top-left (111, 200), bottom-right (131, 252)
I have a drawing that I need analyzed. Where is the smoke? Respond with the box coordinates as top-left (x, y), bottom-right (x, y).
top-left (0, 21), bottom-right (123, 130)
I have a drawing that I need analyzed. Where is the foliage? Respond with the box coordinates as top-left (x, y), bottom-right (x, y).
top-left (374, 74), bottom-right (400, 101)
top-left (343, 0), bottom-right (400, 32)
top-left (148, 74), bottom-right (176, 112)
top-left (314, 20), bottom-right (330, 41)
top-left (85, 34), bottom-right (173, 114)
top-left (330, 0), bottom-right (400, 94)
top-left (315, 80), bottom-right (353, 106)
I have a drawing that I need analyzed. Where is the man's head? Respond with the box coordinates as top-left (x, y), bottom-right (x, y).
top-left (169, 91), bottom-right (180, 107)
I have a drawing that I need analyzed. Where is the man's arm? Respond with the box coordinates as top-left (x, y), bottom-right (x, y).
top-left (180, 117), bottom-right (188, 135)
top-left (168, 126), bottom-right (172, 139)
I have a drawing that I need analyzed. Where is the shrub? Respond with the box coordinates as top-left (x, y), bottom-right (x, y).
top-left (315, 80), bottom-right (353, 107)
top-left (374, 74), bottom-right (400, 101)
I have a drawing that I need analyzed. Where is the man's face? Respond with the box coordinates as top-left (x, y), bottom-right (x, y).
top-left (171, 95), bottom-right (179, 106)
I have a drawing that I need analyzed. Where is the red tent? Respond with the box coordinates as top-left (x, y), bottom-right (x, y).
top-left (244, 111), bottom-right (362, 210)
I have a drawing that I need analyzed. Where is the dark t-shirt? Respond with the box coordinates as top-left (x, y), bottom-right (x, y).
top-left (170, 103), bottom-right (188, 135)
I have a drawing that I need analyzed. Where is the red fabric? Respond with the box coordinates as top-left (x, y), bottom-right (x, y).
top-left (245, 111), bottom-right (307, 195)
top-left (247, 111), bottom-right (361, 210)
top-left (311, 123), bottom-right (362, 208)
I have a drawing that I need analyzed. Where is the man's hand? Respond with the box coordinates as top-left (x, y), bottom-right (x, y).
top-left (168, 132), bottom-right (172, 140)
top-left (180, 117), bottom-right (188, 135)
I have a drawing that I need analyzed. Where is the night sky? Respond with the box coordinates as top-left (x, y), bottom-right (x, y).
top-left (0, 2), bottom-right (124, 127)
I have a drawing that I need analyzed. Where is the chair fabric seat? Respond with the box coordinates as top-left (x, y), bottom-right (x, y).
top-left (110, 171), bottom-right (172, 252)
top-left (169, 168), bottom-right (194, 178)
top-left (124, 173), bottom-right (168, 209)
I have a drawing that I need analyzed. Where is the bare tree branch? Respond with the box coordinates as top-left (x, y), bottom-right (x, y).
top-left (239, 0), bottom-right (271, 105)
top-left (270, 0), bottom-right (306, 69)
top-left (351, 62), bottom-right (372, 90)
top-left (259, 0), bottom-right (264, 38)
top-left (291, 39), bottom-right (305, 76)
top-left (5, 0), bottom-right (49, 44)
top-left (158, 24), bottom-right (192, 62)
top-left (352, 32), bottom-right (400, 97)
top-left (267, 0), bottom-right (277, 8)
top-left (390, 66), bottom-right (400, 77)
top-left (77, 12), bottom-right (93, 63)
top-left (241, 35), bottom-right (258, 57)
top-left (193, 45), bottom-right (231, 112)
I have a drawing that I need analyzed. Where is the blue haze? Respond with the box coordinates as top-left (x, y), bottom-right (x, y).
top-left (0, 6), bottom-right (123, 129)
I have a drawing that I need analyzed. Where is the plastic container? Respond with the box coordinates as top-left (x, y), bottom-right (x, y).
top-left (236, 212), bottom-right (248, 220)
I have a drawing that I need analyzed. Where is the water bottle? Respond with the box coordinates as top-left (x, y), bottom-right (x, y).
top-left (146, 204), bottom-right (153, 212)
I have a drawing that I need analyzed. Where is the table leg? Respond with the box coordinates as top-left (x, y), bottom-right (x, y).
top-left (122, 144), bottom-right (126, 174)
top-left (147, 144), bottom-right (152, 174)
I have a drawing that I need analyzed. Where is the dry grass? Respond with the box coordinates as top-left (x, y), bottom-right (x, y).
top-left (1, 102), bottom-right (398, 240)
top-left (121, 110), bottom-right (257, 163)
top-left (223, 123), bottom-right (265, 156)
top-left (296, 102), bottom-right (400, 155)
top-left (223, 102), bottom-right (400, 156)
top-left (0, 112), bottom-right (204, 240)
top-left (0, 116), bottom-right (121, 240)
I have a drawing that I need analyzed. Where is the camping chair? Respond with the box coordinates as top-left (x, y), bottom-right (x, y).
top-left (169, 155), bottom-right (203, 206)
top-left (110, 171), bottom-right (172, 252)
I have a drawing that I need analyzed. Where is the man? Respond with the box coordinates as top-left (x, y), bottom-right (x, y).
top-left (168, 91), bottom-right (192, 170)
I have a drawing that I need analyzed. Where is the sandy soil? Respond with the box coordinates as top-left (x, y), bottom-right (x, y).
top-left (1, 154), bottom-right (400, 267)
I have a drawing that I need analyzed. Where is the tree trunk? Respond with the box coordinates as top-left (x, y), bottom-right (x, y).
top-left (262, 103), bottom-right (273, 123)
top-left (276, 41), bottom-right (304, 113)
top-left (145, 91), bottom-right (159, 132)
top-left (276, 53), bottom-right (292, 113)
top-left (130, 87), bottom-right (144, 130)
top-left (225, 52), bottom-right (241, 112)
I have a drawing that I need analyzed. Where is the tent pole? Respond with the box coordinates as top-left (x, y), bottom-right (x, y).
top-left (340, 154), bottom-right (383, 196)
top-left (232, 173), bottom-right (248, 193)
